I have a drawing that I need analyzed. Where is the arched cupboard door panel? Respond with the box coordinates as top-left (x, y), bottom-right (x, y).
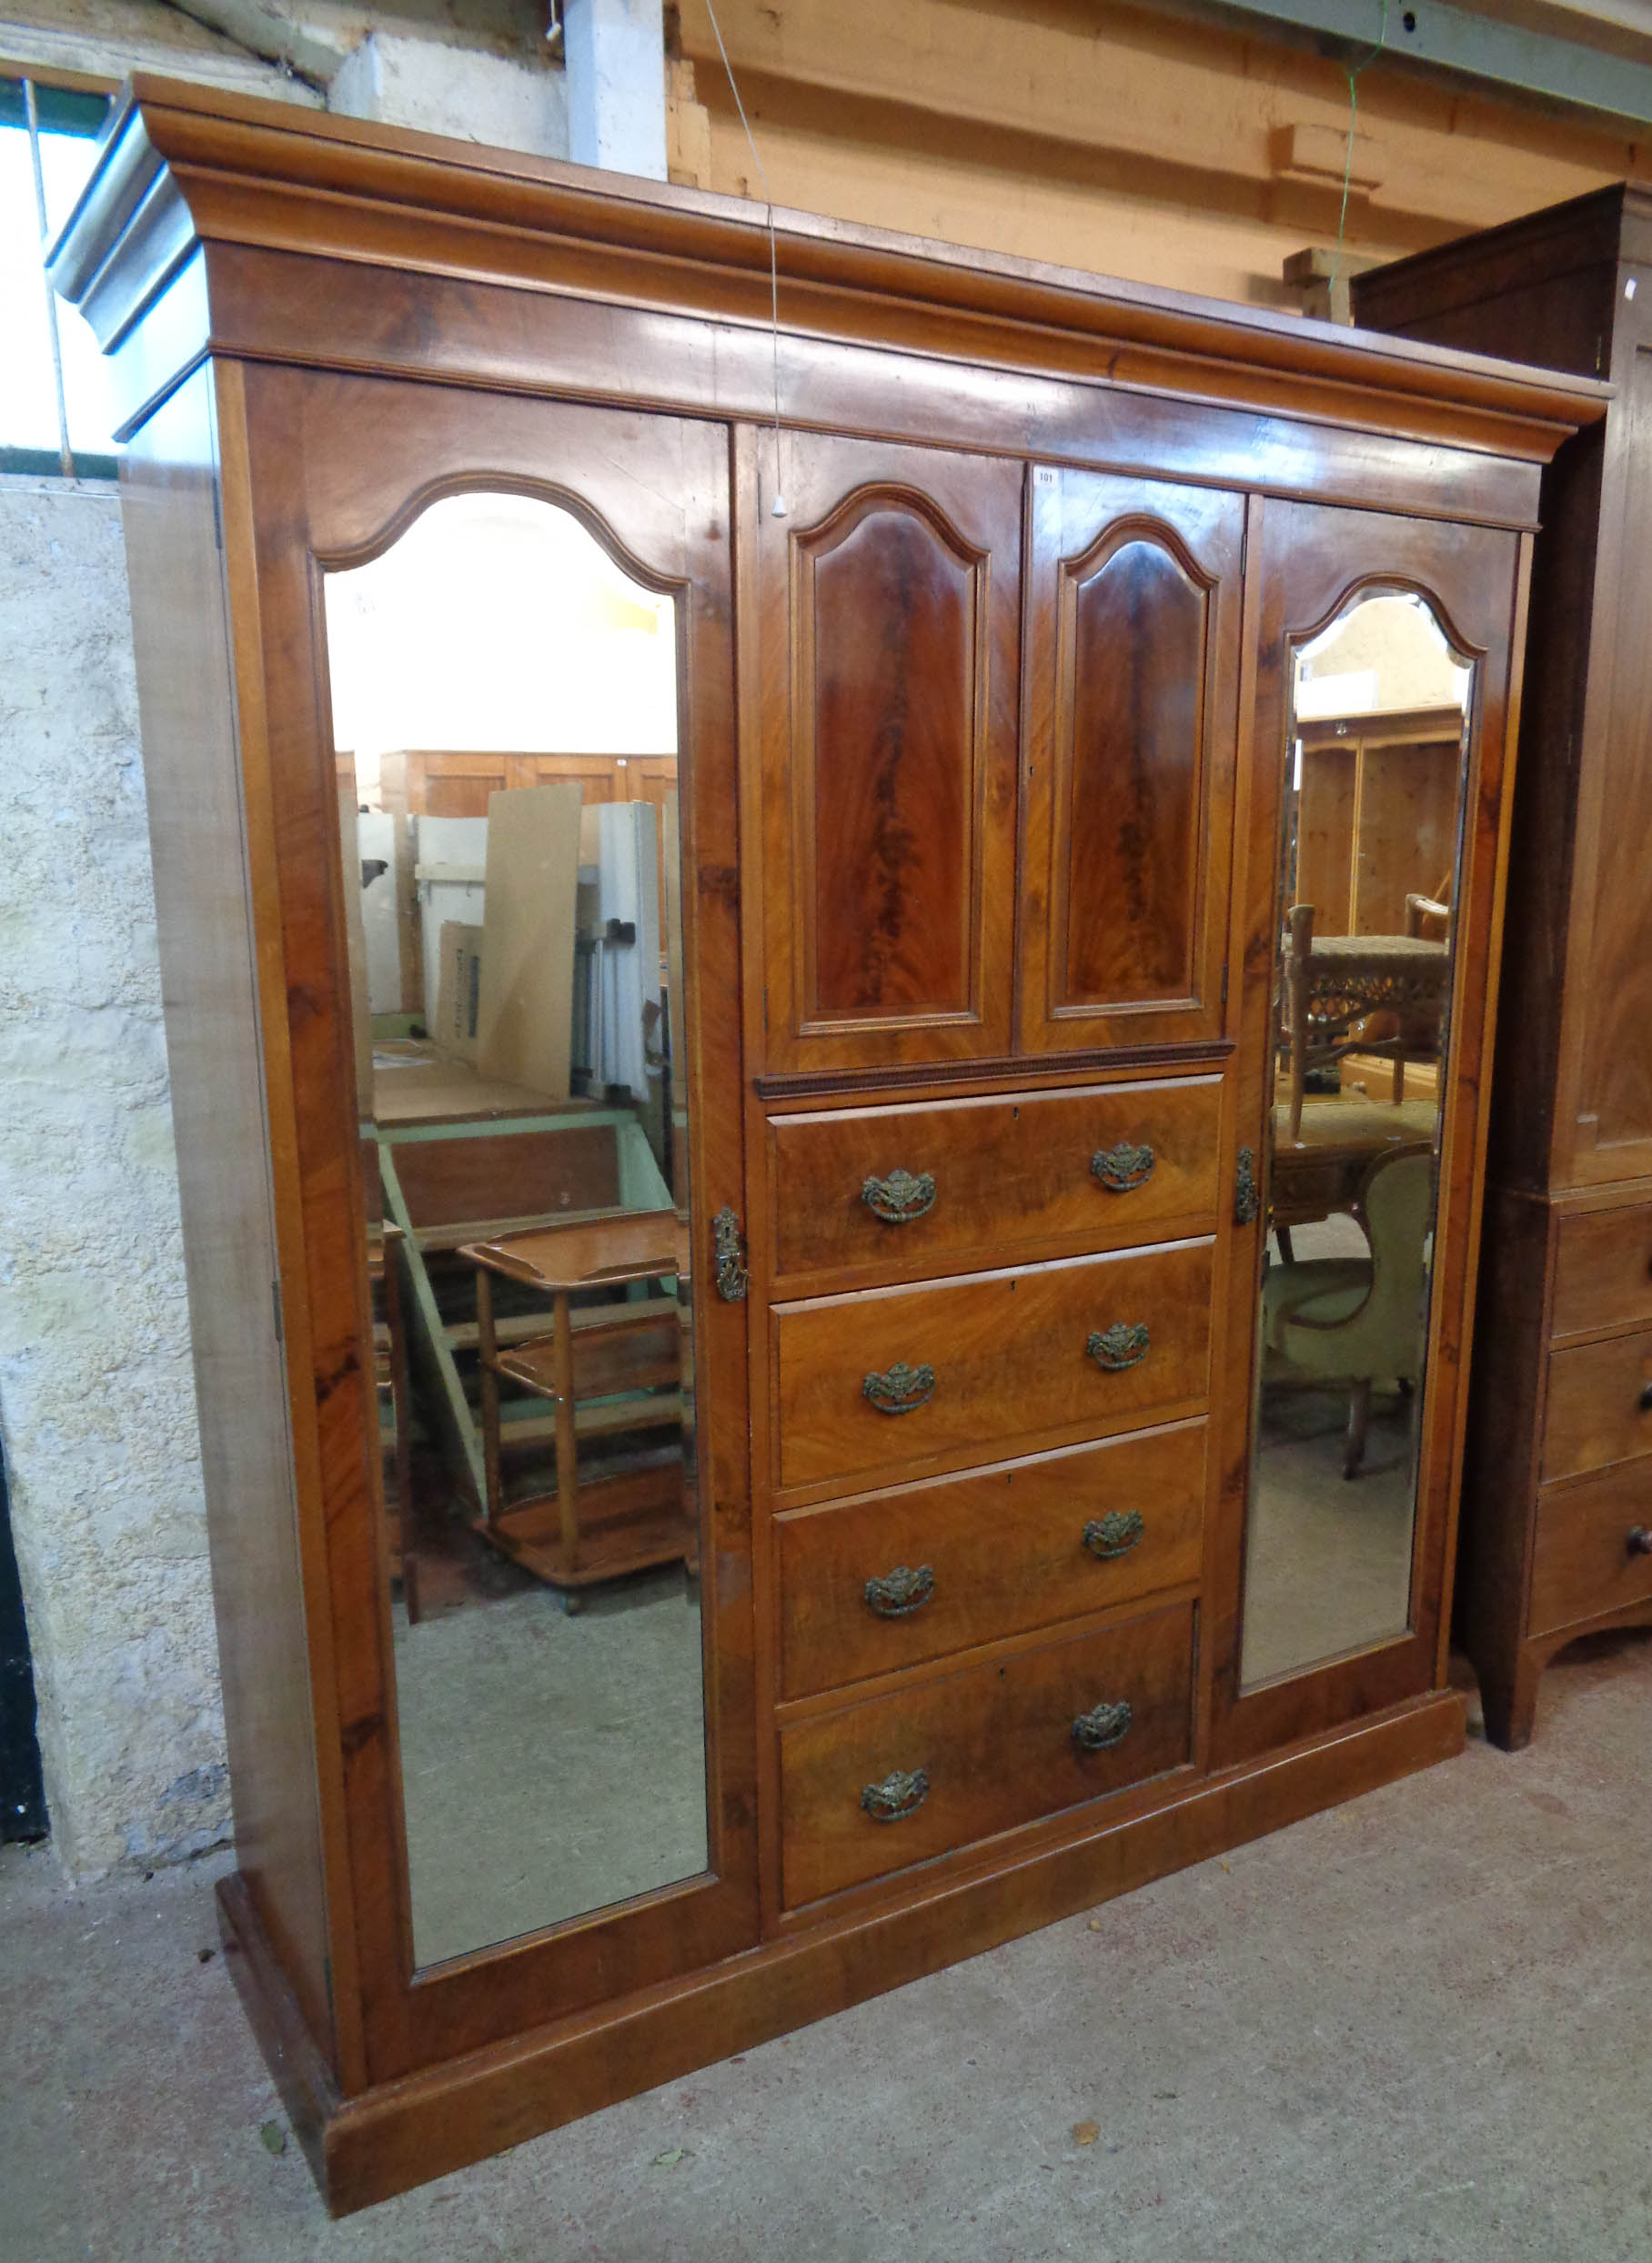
top-left (1018, 468), bottom-right (1246, 1056)
top-left (749, 436), bottom-right (1022, 1072)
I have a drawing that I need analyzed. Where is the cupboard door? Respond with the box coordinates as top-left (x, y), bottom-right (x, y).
top-left (234, 364), bottom-right (757, 2083)
top-left (1019, 469), bottom-right (1244, 1054)
top-left (750, 434), bottom-right (1022, 1073)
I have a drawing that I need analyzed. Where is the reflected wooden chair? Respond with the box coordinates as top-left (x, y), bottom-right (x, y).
top-left (1282, 902), bottom-right (1451, 1142)
top-left (1262, 1151), bottom-right (1435, 1479)
top-left (459, 1211), bottom-right (695, 1608)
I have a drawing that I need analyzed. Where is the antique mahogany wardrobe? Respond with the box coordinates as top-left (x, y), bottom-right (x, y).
top-left (1354, 193), bottom-right (1652, 1748)
top-left (53, 81), bottom-right (1601, 2212)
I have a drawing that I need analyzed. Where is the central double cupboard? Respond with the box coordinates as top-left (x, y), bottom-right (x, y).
top-left (54, 81), bottom-right (1602, 2210)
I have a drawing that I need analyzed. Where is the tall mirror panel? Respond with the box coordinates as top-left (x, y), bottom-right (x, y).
top-left (1241, 589), bottom-right (1472, 1688)
top-left (323, 490), bottom-right (709, 1967)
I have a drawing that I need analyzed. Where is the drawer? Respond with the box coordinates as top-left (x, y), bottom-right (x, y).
top-left (777, 1422), bottom-right (1206, 1700)
top-left (779, 1601), bottom-right (1194, 1907)
top-left (1529, 1463), bottom-right (1652, 1637)
top-left (774, 1240), bottom-right (1214, 1493)
top-left (1541, 1332), bottom-right (1652, 1483)
top-left (769, 1078), bottom-right (1221, 1285)
top-left (1553, 1205), bottom-right (1652, 1338)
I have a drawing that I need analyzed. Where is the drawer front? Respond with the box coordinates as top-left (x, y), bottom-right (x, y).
top-left (775, 1240), bottom-right (1214, 1492)
top-left (1542, 1333), bottom-right (1652, 1483)
top-left (779, 1601), bottom-right (1194, 1906)
top-left (1529, 1463), bottom-right (1652, 1637)
top-left (777, 1422), bottom-right (1206, 1699)
top-left (770, 1078), bottom-right (1221, 1283)
top-left (1553, 1205), bottom-right (1652, 1338)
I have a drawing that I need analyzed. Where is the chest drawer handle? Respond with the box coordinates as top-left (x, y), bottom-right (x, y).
top-left (1087, 1323), bottom-right (1150, 1372)
top-left (1629, 1527), bottom-right (1652, 1555)
top-left (1092, 1142), bottom-right (1155, 1193)
top-left (861, 1766), bottom-right (930, 1823)
top-left (864, 1564), bottom-right (935, 1616)
top-left (1072, 1699), bottom-right (1133, 1753)
top-left (863, 1362), bottom-right (936, 1414)
top-left (1083, 1510), bottom-right (1145, 1559)
top-left (862, 1168), bottom-right (937, 1223)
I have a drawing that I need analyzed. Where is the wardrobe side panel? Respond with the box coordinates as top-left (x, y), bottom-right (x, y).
top-left (120, 367), bottom-right (334, 2063)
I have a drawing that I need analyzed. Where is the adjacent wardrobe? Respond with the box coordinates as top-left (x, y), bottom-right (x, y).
top-left (1355, 190), bottom-right (1652, 1749)
top-left (52, 78), bottom-right (1602, 2212)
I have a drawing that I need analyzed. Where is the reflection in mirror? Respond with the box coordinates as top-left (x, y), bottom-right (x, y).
top-left (324, 491), bottom-right (709, 1966)
top-left (1241, 590), bottom-right (1472, 1687)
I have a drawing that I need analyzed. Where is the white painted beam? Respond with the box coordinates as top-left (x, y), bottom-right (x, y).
top-left (565, 0), bottom-right (668, 180)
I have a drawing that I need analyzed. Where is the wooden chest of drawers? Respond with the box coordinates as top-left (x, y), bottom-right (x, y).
top-left (1466, 1184), bottom-right (1652, 1744)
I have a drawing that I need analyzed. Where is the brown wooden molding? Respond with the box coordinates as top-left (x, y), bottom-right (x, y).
top-left (50, 75), bottom-right (1607, 465)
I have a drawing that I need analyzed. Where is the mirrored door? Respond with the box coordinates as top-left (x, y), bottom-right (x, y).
top-left (237, 366), bottom-right (756, 2076)
top-left (1243, 588), bottom-right (1471, 1687)
top-left (1211, 497), bottom-right (1525, 1764)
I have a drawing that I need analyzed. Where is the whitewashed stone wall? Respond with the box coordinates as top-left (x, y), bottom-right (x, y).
top-left (0, 477), bottom-right (227, 1875)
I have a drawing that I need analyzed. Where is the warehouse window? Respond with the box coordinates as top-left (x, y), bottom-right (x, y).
top-left (0, 75), bottom-right (117, 478)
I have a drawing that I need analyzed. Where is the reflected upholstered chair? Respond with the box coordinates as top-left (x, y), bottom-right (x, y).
top-left (1262, 1151), bottom-right (1435, 1479)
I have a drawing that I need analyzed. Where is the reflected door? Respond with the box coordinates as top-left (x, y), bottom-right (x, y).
top-left (1211, 498), bottom-right (1525, 1767)
top-left (235, 363), bottom-right (756, 2083)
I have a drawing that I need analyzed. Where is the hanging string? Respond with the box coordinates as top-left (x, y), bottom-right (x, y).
top-left (701, 0), bottom-right (788, 516)
top-left (1328, 0), bottom-right (1391, 302)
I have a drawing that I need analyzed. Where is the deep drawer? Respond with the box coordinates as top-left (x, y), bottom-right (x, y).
top-left (776, 1422), bottom-right (1206, 1700)
top-left (1552, 1204), bottom-right (1652, 1339)
top-left (1528, 1463), bottom-right (1652, 1637)
top-left (768, 1078), bottom-right (1222, 1285)
top-left (778, 1600), bottom-right (1195, 1907)
top-left (1541, 1332), bottom-right (1652, 1483)
top-left (773, 1240), bottom-right (1214, 1493)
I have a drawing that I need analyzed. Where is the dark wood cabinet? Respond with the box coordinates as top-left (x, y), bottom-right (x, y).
top-left (54, 76), bottom-right (1599, 2213)
top-left (1355, 189), bottom-right (1652, 1748)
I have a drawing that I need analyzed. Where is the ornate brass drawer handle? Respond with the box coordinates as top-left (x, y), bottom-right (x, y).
top-left (864, 1564), bottom-right (935, 1617)
top-left (863, 1362), bottom-right (936, 1414)
top-left (862, 1167), bottom-right (937, 1224)
top-left (861, 1766), bottom-right (930, 1823)
top-left (1086, 1323), bottom-right (1150, 1372)
top-left (1083, 1509), bottom-right (1145, 1560)
top-left (1072, 1699), bottom-right (1133, 1753)
top-left (1092, 1142), bottom-right (1155, 1193)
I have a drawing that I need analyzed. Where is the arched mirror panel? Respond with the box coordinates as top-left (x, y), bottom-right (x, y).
top-left (1241, 587), bottom-right (1474, 1689)
top-left (322, 488), bottom-right (710, 1968)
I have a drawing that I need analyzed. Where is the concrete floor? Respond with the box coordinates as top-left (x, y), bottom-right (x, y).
top-left (5, 1632), bottom-right (1652, 2263)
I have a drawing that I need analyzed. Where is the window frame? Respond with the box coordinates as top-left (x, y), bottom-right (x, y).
top-left (1, 64), bottom-right (119, 481)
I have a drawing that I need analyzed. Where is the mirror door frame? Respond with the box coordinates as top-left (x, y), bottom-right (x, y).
top-left (1208, 495), bottom-right (1534, 1771)
top-left (229, 358), bottom-right (760, 2088)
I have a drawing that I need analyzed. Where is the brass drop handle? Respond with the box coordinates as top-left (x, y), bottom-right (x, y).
top-left (1092, 1142), bottom-right (1155, 1193)
top-left (863, 1362), bottom-right (936, 1414)
top-left (861, 1767), bottom-right (930, 1823)
top-left (862, 1168), bottom-right (937, 1224)
top-left (1086, 1323), bottom-right (1151, 1372)
top-left (1083, 1510), bottom-right (1145, 1560)
top-left (864, 1564), bottom-right (935, 1617)
top-left (1629, 1527), bottom-right (1652, 1556)
top-left (1072, 1699), bottom-right (1133, 1753)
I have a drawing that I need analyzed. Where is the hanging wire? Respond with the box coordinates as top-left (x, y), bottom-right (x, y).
top-left (1327, 0), bottom-right (1391, 302)
top-left (701, 0), bottom-right (788, 515)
